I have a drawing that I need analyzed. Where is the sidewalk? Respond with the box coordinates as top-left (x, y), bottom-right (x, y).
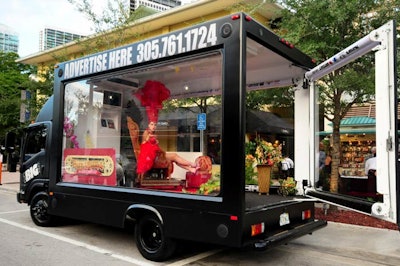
top-left (0, 170), bottom-right (20, 192)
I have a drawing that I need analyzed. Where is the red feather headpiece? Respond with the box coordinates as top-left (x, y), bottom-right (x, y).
top-left (135, 80), bottom-right (170, 122)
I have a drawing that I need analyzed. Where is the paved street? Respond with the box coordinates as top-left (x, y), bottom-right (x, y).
top-left (2, 169), bottom-right (400, 265)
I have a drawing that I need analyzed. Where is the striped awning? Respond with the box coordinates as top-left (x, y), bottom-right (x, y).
top-left (320, 116), bottom-right (376, 135)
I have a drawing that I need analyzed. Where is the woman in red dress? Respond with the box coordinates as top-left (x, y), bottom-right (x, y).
top-left (134, 80), bottom-right (198, 175)
top-left (137, 120), bottom-right (198, 175)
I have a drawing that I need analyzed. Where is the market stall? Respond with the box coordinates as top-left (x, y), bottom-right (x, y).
top-left (322, 116), bottom-right (378, 198)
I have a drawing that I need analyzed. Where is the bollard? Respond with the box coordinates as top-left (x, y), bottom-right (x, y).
top-left (0, 152), bottom-right (3, 184)
top-left (0, 162), bottom-right (2, 185)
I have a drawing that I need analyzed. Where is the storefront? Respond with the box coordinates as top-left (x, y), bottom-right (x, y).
top-left (322, 116), bottom-right (378, 198)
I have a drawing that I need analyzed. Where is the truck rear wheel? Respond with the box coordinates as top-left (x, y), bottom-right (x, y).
top-left (135, 214), bottom-right (176, 261)
top-left (30, 192), bottom-right (54, 227)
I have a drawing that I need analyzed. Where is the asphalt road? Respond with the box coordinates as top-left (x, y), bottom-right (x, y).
top-left (1, 171), bottom-right (400, 265)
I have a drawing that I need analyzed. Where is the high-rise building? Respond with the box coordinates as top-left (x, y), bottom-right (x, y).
top-left (39, 28), bottom-right (86, 52)
top-left (129, 0), bottom-right (189, 12)
top-left (0, 23), bottom-right (19, 53)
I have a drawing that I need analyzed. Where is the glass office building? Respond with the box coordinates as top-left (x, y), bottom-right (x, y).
top-left (39, 28), bottom-right (86, 52)
top-left (129, 0), bottom-right (198, 12)
top-left (0, 23), bottom-right (19, 53)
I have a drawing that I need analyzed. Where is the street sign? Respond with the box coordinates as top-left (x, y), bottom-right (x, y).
top-left (197, 113), bottom-right (206, 130)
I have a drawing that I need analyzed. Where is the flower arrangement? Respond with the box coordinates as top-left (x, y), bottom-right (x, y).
top-left (245, 154), bottom-right (257, 185)
top-left (250, 137), bottom-right (282, 166)
top-left (244, 138), bottom-right (283, 185)
top-left (278, 177), bottom-right (297, 196)
top-left (64, 117), bottom-right (80, 148)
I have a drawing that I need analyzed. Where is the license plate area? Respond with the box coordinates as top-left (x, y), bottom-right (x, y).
top-left (279, 212), bottom-right (290, 226)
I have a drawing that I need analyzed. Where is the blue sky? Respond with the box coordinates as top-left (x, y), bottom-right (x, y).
top-left (0, 0), bottom-right (101, 57)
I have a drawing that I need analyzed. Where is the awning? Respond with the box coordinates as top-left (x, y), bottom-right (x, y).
top-left (246, 110), bottom-right (293, 135)
top-left (206, 108), bottom-right (294, 135)
top-left (319, 128), bottom-right (376, 136)
top-left (320, 116), bottom-right (376, 135)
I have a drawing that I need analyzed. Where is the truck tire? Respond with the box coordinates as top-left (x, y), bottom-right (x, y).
top-left (30, 192), bottom-right (55, 227)
top-left (135, 214), bottom-right (177, 261)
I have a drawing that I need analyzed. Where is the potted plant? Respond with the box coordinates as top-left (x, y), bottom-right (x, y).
top-left (247, 137), bottom-right (282, 194)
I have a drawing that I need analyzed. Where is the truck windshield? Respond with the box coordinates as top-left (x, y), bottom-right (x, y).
top-left (61, 51), bottom-right (222, 193)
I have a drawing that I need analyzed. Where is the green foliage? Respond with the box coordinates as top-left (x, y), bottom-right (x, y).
top-left (163, 95), bottom-right (221, 113)
top-left (0, 52), bottom-right (53, 144)
top-left (23, 70), bottom-right (54, 122)
top-left (245, 155), bottom-right (257, 185)
top-left (273, 0), bottom-right (399, 113)
top-left (278, 177), bottom-right (297, 196)
top-left (277, 1), bottom-right (382, 59)
top-left (275, 0), bottom-right (400, 192)
top-left (227, 0), bottom-right (275, 18)
top-left (249, 137), bottom-right (283, 166)
top-left (239, 1), bottom-right (399, 113)
top-left (246, 87), bottom-right (295, 110)
top-left (0, 52), bottom-right (36, 143)
top-left (197, 176), bottom-right (220, 195)
top-left (67, 0), bottom-right (130, 53)
top-left (245, 141), bottom-right (257, 184)
top-left (245, 140), bottom-right (257, 156)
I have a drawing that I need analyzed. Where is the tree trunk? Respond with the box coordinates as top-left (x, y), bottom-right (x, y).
top-left (330, 120), bottom-right (341, 193)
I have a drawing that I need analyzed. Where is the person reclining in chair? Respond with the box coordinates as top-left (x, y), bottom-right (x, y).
top-left (133, 80), bottom-right (199, 179)
top-left (137, 120), bottom-right (198, 176)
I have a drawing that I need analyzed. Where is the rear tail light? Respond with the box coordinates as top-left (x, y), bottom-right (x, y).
top-left (230, 215), bottom-right (238, 221)
top-left (302, 209), bottom-right (312, 220)
top-left (251, 222), bottom-right (265, 236)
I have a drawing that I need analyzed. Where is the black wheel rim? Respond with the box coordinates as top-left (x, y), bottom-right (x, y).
top-left (32, 198), bottom-right (49, 224)
top-left (140, 219), bottom-right (163, 253)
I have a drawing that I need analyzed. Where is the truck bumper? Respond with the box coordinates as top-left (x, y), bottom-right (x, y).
top-left (254, 219), bottom-right (327, 250)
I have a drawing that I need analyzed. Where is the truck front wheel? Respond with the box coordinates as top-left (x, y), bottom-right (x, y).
top-left (135, 214), bottom-right (177, 261)
top-left (30, 192), bottom-right (54, 227)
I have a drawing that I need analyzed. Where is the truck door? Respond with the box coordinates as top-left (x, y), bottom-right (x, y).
top-left (295, 20), bottom-right (398, 227)
top-left (20, 123), bottom-right (50, 187)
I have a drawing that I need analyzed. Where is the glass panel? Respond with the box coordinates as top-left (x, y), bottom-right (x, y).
top-left (314, 52), bottom-right (380, 202)
top-left (61, 52), bottom-right (222, 195)
top-left (245, 37), bottom-right (298, 192)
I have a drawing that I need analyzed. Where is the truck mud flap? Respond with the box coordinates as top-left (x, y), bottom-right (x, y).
top-left (254, 220), bottom-right (327, 250)
top-left (17, 192), bottom-right (25, 203)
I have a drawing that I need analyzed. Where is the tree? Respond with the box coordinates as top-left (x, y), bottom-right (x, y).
top-left (23, 69), bottom-right (54, 122)
top-left (67, 0), bottom-right (158, 54)
top-left (276, 0), bottom-right (400, 192)
top-left (0, 51), bottom-right (53, 145)
top-left (0, 52), bottom-right (37, 144)
top-left (246, 87), bottom-right (295, 110)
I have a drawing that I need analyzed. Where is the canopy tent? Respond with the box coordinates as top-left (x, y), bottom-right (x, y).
top-left (246, 110), bottom-right (293, 135)
top-left (199, 108), bottom-right (294, 135)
